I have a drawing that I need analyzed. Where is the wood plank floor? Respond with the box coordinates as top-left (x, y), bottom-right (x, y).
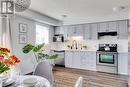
top-left (53, 66), bottom-right (129, 87)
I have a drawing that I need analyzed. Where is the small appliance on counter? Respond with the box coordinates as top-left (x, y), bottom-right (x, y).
top-left (96, 44), bottom-right (118, 74)
top-left (53, 34), bottom-right (64, 42)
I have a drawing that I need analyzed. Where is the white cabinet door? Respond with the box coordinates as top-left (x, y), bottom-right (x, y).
top-left (98, 22), bottom-right (108, 32)
top-left (80, 52), bottom-right (96, 70)
top-left (75, 25), bottom-right (84, 37)
top-left (84, 24), bottom-right (91, 40)
top-left (118, 53), bottom-right (128, 75)
top-left (54, 26), bottom-right (64, 34)
top-left (108, 21), bottom-right (117, 32)
top-left (65, 51), bottom-right (73, 68)
top-left (62, 26), bottom-right (68, 40)
top-left (91, 23), bottom-right (98, 40)
top-left (80, 52), bottom-right (89, 69)
top-left (118, 20), bottom-right (128, 39)
top-left (72, 52), bottom-right (81, 68)
top-left (88, 52), bottom-right (96, 70)
top-left (67, 25), bottom-right (76, 37)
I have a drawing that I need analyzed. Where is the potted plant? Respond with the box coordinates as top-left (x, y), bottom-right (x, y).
top-left (22, 43), bottom-right (58, 63)
top-left (0, 48), bottom-right (20, 83)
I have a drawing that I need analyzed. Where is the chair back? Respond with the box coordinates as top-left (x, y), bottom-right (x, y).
top-left (34, 61), bottom-right (54, 85)
top-left (75, 76), bottom-right (83, 87)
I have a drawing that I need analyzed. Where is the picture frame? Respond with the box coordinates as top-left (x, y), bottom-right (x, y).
top-left (19, 23), bottom-right (27, 33)
top-left (19, 34), bottom-right (27, 44)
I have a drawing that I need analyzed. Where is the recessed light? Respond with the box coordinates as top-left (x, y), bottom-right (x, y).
top-left (61, 15), bottom-right (67, 18)
top-left (113, 6), bottom-right (126, 12)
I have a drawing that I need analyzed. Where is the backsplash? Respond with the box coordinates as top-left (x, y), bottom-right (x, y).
top-left (51, 36), bottom-right (128, 53)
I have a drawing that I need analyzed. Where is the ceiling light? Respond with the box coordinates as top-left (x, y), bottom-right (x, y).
top-left (13, 0), bottom-right (31, 12)
top-left (9, 0), bottom-right (31, 12)
top-left (113, 6), bottom-right (126, 12)
top-left (61, 15), bottom-right (67, 18)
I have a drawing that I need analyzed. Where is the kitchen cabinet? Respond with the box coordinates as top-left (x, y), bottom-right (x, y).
top-left (98, 22), bottom-right (108, 32)
top-left (55, 20), bottom-right (128, 40)
top-left (65, 51), bottom-right (96, 71)
top-left (84, 23), bottom-right (98, 40)
top-left (75, 25), bottom-right (84, 36)
top-left (65, 51), bottom-right (73, 67)
top-left (54, 26), bottom-right (64, 34)
top-left (117, 20), bottom-right (128, 39)
top-left (91, 23), bottom-right (98, 40)
top-left (98, 21), bottom-right (118, 32)
top-left (108, 21), bottom-right (117, 32)
top-left (118, 53), bottom-right (128, 75)
top-left (80, 52), bottom-right (96, 70)
top-left (67, 25), bottom-right (84, 37)
top-left (84, 24), bottom-right (91, 40)
top-left (54, 26), bottom-right (68, 40)
top-left (67, 25), bottom-right (76, 37)
top-left (72, 51), bottom-right (81, 68)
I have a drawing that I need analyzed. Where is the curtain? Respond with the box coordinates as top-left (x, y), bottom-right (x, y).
top-left (0, 15), bottom-right (12, 49)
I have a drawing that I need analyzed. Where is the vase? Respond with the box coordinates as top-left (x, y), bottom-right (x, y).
top-left (0, 71), bottom-right (11, 83)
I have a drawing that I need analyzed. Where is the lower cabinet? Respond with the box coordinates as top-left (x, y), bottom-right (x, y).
top-left (65, 51), bottom-right (96, 71)
top-left (118, 53), bottom-right (128, 75)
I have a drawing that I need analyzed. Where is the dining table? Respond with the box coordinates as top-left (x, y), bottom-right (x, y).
top-left (3, 75), bottom-right (50, 87)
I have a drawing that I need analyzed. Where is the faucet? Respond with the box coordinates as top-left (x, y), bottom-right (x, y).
top-left (71, 40), bottom-right (78, 49)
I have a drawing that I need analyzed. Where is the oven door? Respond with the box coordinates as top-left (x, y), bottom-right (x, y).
top-left (97, 52), bottom-right (118, 66)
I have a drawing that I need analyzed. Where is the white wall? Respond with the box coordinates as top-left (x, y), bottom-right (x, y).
top-left (11, 15), bottom-right (36, 74)
top-left (11, 15), bottom-right (55, 74)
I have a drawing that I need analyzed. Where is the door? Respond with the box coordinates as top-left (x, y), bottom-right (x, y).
top-left (72, 51), bottom-right (81, 68)
top-left (98, 22), bottom-right (108, 32)
top-left (118, 20), bottom-right (128, 39)
top-left (84, 24), bottom-right (91, 40)
top-left (67, 25), bottom-right (76, 37)
top-left (91, 23), bottom-right (98, 40)
top-left (65, 51), bottom-right (73, 67)
top-left (54, 26), bottom-right (64, 34)
top-left (108, 21), bottom-right (117, 32)
top-left (75, 25), bottom-right (84, 37)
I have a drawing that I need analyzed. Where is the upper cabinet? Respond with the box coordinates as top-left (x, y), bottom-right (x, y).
top-left (108, 21), bottom-right (117, 32)
top-left (54, 20), bottom-right (128, 40)
top-left (98, 22), bottom-right (108, 32)
top-left (54, 26), bottom-right (64, 34)
top-left (117, 20), bottom-right (128, 39)
top-left (84, 24), bottom-right (91, 40)
top-left (90, 23), bottom-right (98, 40)
top-left (75, 25), bottom-right (84, 36)
top-left (67, 25), bottom-right (84, 37)
top-left (98, 21), bottom-right (118, 32)
top-left (84, 23), bottom-right (98, 40)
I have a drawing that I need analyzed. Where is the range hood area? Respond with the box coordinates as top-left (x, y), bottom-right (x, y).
top-left (98, 32), bottom-right (117, 39)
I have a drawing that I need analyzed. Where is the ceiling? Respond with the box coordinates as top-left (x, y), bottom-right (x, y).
top-left (30, 0), bottom-right (130, 25)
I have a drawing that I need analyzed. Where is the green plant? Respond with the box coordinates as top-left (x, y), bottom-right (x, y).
top-left (23, 43), bottom-right (58, 62)
top-left (82, 45), bottom-right (87, 49)
top-left (0, 62), bottom-right (10, 74)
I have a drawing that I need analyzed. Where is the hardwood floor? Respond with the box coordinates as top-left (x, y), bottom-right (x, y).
top-left (53, 66), bottom-right (129, 87)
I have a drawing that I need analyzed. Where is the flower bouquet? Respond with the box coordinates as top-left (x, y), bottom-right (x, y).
top-left (0, 47), bottom-right (20, 83)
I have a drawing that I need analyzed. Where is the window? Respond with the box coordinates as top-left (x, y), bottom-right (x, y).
top-left (36, 24), bottom-right (49, 44)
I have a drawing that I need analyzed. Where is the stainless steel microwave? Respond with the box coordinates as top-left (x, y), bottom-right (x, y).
top-left (53, 34), bottom-right (64, 42)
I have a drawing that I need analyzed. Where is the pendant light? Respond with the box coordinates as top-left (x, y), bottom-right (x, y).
top-left (13, 0), bottom-right (31, 12)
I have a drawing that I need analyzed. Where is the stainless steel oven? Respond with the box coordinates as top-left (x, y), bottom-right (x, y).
top-left (96, 44), bottom-right (118, 74)
top-left (97, 52), bottom-right (118, 66)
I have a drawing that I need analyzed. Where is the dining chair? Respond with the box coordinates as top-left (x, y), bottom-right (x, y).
top-left (33, 61), bottom-right (54, 87)
top-left (75, 76), bottom-right (83, 87)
